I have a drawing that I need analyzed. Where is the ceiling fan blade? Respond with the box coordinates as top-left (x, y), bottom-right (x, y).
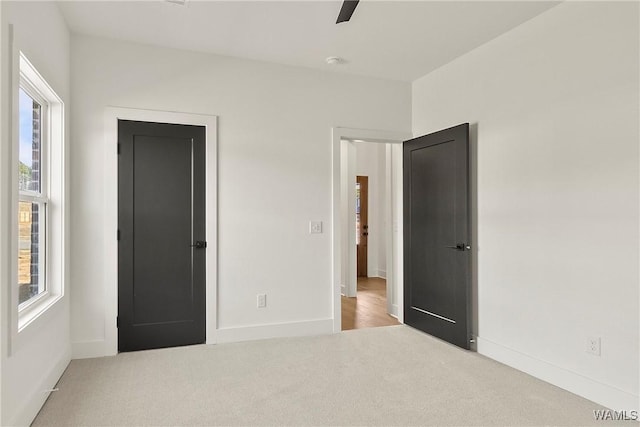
top-left (336, 0), bottom-right (360, 24)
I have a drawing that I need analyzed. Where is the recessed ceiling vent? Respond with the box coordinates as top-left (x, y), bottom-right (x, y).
top-left (165, 0), bottom-right (187, 5)
top-left (326, 56), bottom-right (345, 65)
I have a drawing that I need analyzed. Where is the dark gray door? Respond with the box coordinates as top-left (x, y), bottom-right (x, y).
top-left (118, 120), bottom-right (206, 352)
top-left (403, 123), bottom-right (471, 349)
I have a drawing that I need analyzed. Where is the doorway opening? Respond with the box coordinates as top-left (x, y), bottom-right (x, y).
top-left (340, 140), bottom-right (400, 331)
top-left (331, 127), bottom-right (410, 334)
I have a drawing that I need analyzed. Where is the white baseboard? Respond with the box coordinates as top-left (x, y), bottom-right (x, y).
top-left (72, 339), bottom-right (107, 359)
top-left (10, 351), bottom-right (70, 426)
top-left (72, 319), bottom-right (334, 358)
top-left (341, 284), bottom-right (346, 296)
top-left (477, 336), bottom-right (639, 412)
top-left (390, 304), bottom-right (398, 317)
top-left (216, 319), bottom-right (334, 344)
top-left (367, 272), bottom-right (387, 279)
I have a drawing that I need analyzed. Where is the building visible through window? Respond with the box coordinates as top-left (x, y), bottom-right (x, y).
top-left (18, 86), bottom-right (46, 306)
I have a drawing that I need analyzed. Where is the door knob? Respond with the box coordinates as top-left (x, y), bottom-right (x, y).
top-left (191, 241), bottom-right (207, 249)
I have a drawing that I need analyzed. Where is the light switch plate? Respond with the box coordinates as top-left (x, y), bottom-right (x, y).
top-left (310, 221), bottom-right (323, 234)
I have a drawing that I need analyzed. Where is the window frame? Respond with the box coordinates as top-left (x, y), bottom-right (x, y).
top-left (17, 76), bottom-right (50, 312)
top-left (11, 51), bottom-right (65, 338)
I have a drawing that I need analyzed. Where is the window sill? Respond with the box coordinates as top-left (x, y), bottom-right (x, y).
top-left (18, 292), bottom-right (63, 333)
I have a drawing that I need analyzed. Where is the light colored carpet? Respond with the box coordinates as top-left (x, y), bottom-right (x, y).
top-left (34, 326), bottom-right (610, 426)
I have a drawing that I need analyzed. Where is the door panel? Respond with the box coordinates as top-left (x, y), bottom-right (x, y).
top-left (118, 120), bottom-right (206, 352)
top-left (356, 176), bottom-right (368, 277)
top-left (403, 123), bottom-right (471, 349)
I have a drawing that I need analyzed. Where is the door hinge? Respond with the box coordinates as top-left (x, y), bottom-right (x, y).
top-left (116, 316), bottom-right (119, 328)
top-left (117, 230), bottom-right (120, 241)
top-left (117, 143), bottom-right (121, 154)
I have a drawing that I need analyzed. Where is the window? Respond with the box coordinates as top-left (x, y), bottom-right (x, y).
top-left (18, 84), bottom-right (48, 307)
top-left (14, 52), bottom-right (65, 329)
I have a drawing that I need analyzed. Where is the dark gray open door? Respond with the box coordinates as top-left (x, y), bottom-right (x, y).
top-left (403, 123), bottom-right (471, 349)
top-left (118, 120), bottom-right (206, 352)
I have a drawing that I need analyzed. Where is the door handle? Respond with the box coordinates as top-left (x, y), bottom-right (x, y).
top-left (445, 243), bottom-right (471, 251)
top-left (191, 241), bottom-right (207, 249)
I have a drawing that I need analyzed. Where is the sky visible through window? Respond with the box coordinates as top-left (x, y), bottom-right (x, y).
top-left (19, 88), bottom-right (34, 168)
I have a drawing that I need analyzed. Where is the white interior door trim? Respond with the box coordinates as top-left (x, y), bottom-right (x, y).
top-left (104, 107), bottom-right (218, 356)
top-left (331, 127), bottom-right (411, 333)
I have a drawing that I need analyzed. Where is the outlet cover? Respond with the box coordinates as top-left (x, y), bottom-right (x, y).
top-left (257, 294), bottom-right (267, 308)
top-left (310, 221), bottom-right (323, 234)
top-left (587, 336), bottom-right (601, 356)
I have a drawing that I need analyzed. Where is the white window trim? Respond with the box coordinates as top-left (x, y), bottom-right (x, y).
top-left (10, 49), bottom-right (66, 350)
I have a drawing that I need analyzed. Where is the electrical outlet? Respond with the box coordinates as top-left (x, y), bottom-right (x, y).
top-left (257, 294), bottom-right (267, 308)
top-left (587, 336), bottom-right (601, 356)
top-left (309, 221), bottom-right (323, 234)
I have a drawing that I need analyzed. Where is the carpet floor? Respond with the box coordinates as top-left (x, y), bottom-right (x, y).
top-left (34, 326), bottom-right (610, 426)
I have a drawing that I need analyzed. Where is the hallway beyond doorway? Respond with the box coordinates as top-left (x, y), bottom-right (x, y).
top-left (342, 277), bottom-right (400, 331)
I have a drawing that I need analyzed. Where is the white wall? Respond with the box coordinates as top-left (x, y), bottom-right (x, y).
top-left (70, 35), bottom-right (411, 352)
top-left (0, 2), bottom-right (71, 425)
top-left (412, 1), bottom-right (639, 411)
top-left (355, 142), bottom-right (387, 278)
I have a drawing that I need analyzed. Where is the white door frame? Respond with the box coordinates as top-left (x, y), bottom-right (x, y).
top-left (104, 107), bottom-right (218, 356)
top-left (331, 127), bottom-right (411, 333)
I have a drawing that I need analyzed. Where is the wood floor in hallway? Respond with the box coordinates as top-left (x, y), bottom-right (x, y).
top-left (341, 277), bottom-right (400, 331)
